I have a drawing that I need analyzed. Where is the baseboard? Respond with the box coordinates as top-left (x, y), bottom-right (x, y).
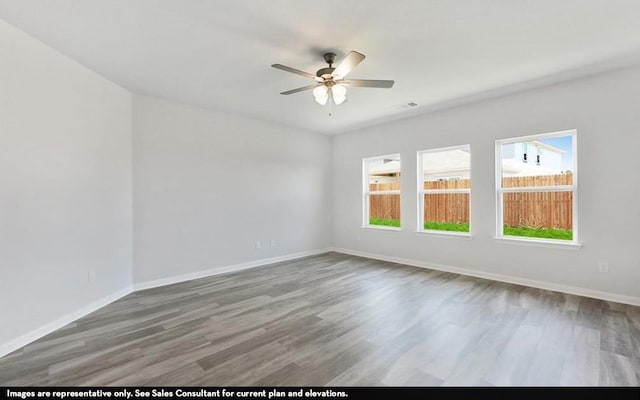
top-left (332, 247), bottom-right (640, 307)
top-left (133, 247), bottom-right (333, 291)
top-left (0, 285), bottom-right (133, 358)
top-left (0, 248), bottom-right (332, 359)
top-left (5, 246), bottom-right (634, 359)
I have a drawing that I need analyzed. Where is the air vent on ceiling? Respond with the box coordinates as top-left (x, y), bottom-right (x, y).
top-left (393, 102), bottom-right (418, 111)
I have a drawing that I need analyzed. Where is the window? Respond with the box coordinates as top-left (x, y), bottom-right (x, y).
top-left (363, 155), bottom-right (401, 229)
top-left (418, 145), bottom-right (471, 234)
top-left (496, 130), bottom-right (577, 243)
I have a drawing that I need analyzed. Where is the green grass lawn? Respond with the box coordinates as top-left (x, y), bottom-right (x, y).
top-left (424, 221), bottom-right (470, 232)
top-left (503, 225), bottom-right (573, 240)
top-left (369, 218), bottom-right (469, 232)
top-left (369, 218), bottom-right (572, 240)
top-left (369, 218), bottom-right (401, 227)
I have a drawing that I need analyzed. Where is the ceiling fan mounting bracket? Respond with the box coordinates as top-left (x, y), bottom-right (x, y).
top-left (323, 52), bottom-right (336, 66)
top-left (317, 53), bottom-right (338, 78)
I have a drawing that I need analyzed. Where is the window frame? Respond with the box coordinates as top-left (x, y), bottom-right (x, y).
top-left (495, 129), bottom-right (578, 245)
top-left (362, 154), bottom-right (402, 231)
top-left (417, 144), bottom-right (472, 237)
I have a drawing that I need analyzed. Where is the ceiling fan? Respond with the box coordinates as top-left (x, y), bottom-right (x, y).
top-left (272, 51), bottom-right (394, 107)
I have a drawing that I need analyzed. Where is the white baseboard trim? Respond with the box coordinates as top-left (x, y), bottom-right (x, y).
top-left (332, 247), bottom-right (640, 307)
top-left (133, 247), bottom-right (333, 291)
top-left (0, 248), bottom-right (333, 359)
top-left (5, 246), bottom-right (634, 359)
top-left (0, 285), bottom-right (133, 358)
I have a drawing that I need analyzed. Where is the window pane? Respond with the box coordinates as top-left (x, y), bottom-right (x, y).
top-left (422, 147), bottom-right (471, 185)
top-left (367, 156), bottom-right (401, 192)
top-left (369, 194), bottom-right (400, 227)
top-left (501, 135), bottom-right (573, 187)
top-left (421, 146), bottom-right (471, 233)
top-left (424, 193), bottom-right (470, 232)
top-left (502, 191), bottom-right (573, 240)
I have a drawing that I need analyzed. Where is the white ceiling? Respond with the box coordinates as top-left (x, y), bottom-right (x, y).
top-left (1, 1), bottom-right (640, 135)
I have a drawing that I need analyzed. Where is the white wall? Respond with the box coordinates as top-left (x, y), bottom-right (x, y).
top-left (0, 19), bottom-right (133, 348)
top-left (333, 66), bottom-right (640, 302)
top-left (132, 95), bottom-right (332, 285)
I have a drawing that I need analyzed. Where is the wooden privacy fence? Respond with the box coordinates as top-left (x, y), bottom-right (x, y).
top-left (502, 173), bottom-right (572, 187)
top-left (502, 191), bottom-right (572, 230)
top-left (369, 174), bottom-right (573, 229)
top-left (367, 183), bottom-right (401, 220)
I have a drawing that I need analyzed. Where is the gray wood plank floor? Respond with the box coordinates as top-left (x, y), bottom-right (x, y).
top-left (1, 252), bottom-right (639, 386)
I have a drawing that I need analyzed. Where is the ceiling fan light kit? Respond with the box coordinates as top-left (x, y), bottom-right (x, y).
top-left (313, 85), bottom-right (329, 105)
top-left (272, 51), bottom-right (394, 110)
top-left (331, 84), bottom-right (347, 105)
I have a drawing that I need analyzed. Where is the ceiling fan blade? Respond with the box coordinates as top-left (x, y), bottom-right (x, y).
top-left (340, 79), bottom-right (395, 88)
top-left (280, 84), bottom-right (320, 95)
top-left (331, 51), bottom-right (366, 78)
top-left (271, 64), bottom-right (318, 80)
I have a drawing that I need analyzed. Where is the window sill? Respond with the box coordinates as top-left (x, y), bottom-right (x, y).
top-left (362, 225), bottom-right (401, 232)
top-left (416, 230), bottom-right (473, 239)
top-left (494, 236), bottom-right (582, 250)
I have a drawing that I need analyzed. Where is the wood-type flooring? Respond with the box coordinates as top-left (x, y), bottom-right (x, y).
top-left (1, 252), bottom-right (639, 386)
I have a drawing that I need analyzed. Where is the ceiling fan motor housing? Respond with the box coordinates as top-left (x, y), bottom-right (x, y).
top-left (316, 67), bottom-right (335, 78)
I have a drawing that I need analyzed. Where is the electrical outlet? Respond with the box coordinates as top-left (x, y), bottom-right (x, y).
top-left (270, 239), bottom-right (276, 247)
top-left (255, 241), bottom-right (261, 249)
top-left (598, 262), bottom-right (609, 273)
top-left (88, 270), bottom-right (96, 284)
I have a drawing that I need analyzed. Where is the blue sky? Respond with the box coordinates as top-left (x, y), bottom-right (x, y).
top-left (540, 135), bottom-right (573, 171)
